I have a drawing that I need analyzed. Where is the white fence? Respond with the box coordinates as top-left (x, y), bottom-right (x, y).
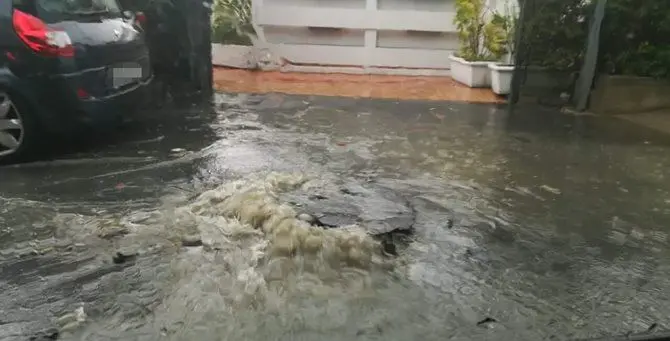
top-left (249, 0), bottom-right (511, 75)
top-left (251, 0), bottom-right (470, 75)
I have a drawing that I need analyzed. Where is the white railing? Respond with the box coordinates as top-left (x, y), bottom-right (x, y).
top-left (251, 0), bottom-right (469, 75)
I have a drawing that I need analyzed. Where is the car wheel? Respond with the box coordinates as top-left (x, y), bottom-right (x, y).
top-left (0, 90), bottom-right (41, 164)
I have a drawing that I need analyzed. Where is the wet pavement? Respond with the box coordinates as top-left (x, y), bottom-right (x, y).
top-left (1, 93), bottom-right (670, 341)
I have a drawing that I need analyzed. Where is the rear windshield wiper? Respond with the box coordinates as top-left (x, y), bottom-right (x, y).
top-left (63, 9), bottom-right (111, 16)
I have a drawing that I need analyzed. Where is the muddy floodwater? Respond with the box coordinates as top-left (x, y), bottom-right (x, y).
top-left (1, 93), bottom-right (670, 341)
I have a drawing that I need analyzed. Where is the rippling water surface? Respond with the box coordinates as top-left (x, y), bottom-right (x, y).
top-left (1, 93), bottom-right (670, 341)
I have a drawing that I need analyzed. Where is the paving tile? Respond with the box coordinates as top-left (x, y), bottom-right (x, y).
top-left (213, 68), bottom-right (504, 103)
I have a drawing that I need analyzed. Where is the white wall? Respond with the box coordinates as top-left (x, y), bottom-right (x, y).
top-left (251, 0), bottom-right (515, 74)
top-left (378, 0), bottom-right (454, 11)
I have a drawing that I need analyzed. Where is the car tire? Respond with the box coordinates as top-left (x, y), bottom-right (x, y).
top-left (0, 89), bottom-right (43, 165)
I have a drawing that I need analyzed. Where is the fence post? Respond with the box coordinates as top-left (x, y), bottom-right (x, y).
top-left (508, 0), bottom-right (527, 110)
top-left (573, 0), bottom-right (607, 112)
top-left (364, 0), bottom-right (378, 70)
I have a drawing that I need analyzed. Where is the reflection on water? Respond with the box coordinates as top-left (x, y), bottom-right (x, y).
top-left (1, 93), bottom-right (670, 340)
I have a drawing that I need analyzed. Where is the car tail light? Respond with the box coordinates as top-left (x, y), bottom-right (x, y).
top-left (135, 11), bottom-right (146, 26)
top-left (12, 10), bottom-right (75, 57)
top-left (76, 88), bottom-right (91, 99)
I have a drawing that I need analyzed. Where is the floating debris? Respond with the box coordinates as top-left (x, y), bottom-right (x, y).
top-left (476, 317), bottom-right (497, 327)
top-left (540, 185), bottom-right (562, 195)
top-left (56, 306), bottom-right (87, 332)
top-left (181, 234), bottom-right (203, 247)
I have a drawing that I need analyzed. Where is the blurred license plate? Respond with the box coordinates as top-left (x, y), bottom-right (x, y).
top-left (111, 66), bottom-right (142, 88)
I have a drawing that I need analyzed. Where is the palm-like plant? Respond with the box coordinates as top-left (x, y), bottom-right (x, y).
top-left (212, 0), bottom-right (254, 44)
top-left (454, 0), bottom-right (511, 62)
top-left (454, 0), bottom-right (491, 61)
top-left (499, 1), bottom-right (518, 65)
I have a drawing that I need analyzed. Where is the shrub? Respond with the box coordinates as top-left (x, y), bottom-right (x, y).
top-left (517, 0), bottom-right (590, 70)
top-left (211, 0), bottom-right (254, 45)
top-left (518, 0), bottom-right (670, 78)
top-left (598, 0), bottom-right (670, 79)
top-left (454, 0), bottom-right (506, 61)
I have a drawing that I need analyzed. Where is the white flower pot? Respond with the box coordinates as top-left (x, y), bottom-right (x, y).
top-left (449, 55), bottom-right (491, 88)
top-left (489, 63), bottom-right (515, 95)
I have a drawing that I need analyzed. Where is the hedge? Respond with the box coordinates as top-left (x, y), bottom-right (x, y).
top-left (519, 0), bottom-right (670, 79)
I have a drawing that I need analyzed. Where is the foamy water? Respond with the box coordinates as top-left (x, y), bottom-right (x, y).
top-left (50, 172), bottom-right (408, 340)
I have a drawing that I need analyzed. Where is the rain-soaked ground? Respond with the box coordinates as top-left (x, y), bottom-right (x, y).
top-left (1, 93), bottom-right (670, 341)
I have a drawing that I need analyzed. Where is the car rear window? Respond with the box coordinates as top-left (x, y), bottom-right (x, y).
top-left (12, 0), bottom-right (123, 23)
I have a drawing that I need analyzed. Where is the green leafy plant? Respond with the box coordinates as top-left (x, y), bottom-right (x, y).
top-left (483, 13), bottom-right (508, 62)
top-left (516, 0), bottom-right (590, 70)
top-left (211, 0), bottom-right (254, 45)
top-left (496, 1), bottom-right (518, 65)
top-left (598, 0), bottom-right (670, 79)
top-left (454, 0), bottom-right (507, 62)
top-left (517, 0), bottom-right (670, 78)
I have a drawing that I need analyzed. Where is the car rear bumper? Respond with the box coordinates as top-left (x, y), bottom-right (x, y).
top-left (30, 72), bottom-right (155, 134)
top-left (75, 75), bottom-right (155, 127)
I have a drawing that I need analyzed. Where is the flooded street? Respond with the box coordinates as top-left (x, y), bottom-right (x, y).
top-left (2, 93), bottom-right (670, 341)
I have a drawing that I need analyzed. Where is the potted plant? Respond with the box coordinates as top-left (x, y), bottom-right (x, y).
top-left (487, 2), bottom-right (518, 95)
top-left (450, 0), bottom-right (505, 88)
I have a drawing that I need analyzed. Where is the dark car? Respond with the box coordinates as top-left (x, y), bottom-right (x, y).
top-left (116, 0), bottom-right (213, 94)
top-left (0, 0), bottom-right (153, 163)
